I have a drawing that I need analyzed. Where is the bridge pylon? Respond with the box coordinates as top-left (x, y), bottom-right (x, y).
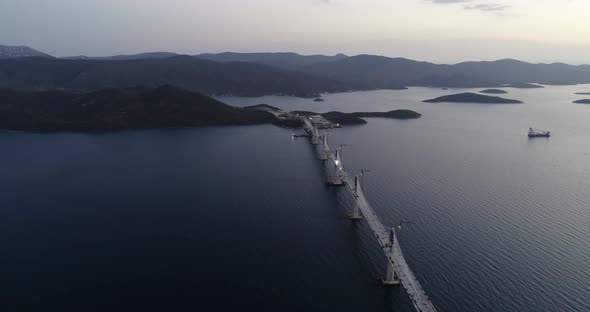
top-left (334, 149), bottom-right (341, 169)
top-left (300, 123), bottom-right (438, 311)
top-left (349, 176), bottom-right (363, 220)
top-left (311, 125), bottom-right (320, 145)
top-left (318, 133), bottom-right (329, 160)
top-left (382, 228), bottom-right (401, 286)
top-left (382, 259), bottom-right (401, 286)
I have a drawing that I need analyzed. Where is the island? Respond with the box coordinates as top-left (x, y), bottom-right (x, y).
top-left (322, 110), bottom-right (422, 125)
top-left (423, 92), bottom-right (523, 104)
top-left (479, 89), bottom-right (508, 94)
top-left (575, 92), bottom-right (590, 95)
top-left (321, 112), bottom-right (367, 125)
top-left (573, 99), bottom-right (590, 104)
top-left (243, 103), bottom-right (282, 111)
top-left (313, 98), bottom-right (325, 102)
top-left (505, 83), bottom-right (544, 89)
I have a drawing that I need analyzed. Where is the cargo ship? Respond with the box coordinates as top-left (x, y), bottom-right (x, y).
top-left (528, 128), bottom-right (550, 138)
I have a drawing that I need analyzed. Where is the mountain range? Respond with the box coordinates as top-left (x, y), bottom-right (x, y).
top-left (2, 44), bottom-right (590, 96)
top-left (0, 56), bottom-right (349, 97)
top-left (194, 53), bottom-right (590, 88)
top-left (195, 52), bottom-right (348, 70)
top-left (62, 52), bottom-right (179, 61)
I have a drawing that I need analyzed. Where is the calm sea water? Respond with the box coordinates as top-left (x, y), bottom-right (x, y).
top-left (2, 85), bottom-right (590, 311)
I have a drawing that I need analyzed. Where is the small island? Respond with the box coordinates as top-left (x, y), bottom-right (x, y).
top-left (573, 99), bottom-right (590, 104)
top-left (244, 104), bottom-right (281, 111)
top-left (423, 92), bottom-right (523, 104)
top-left (314, 98), bottom-right (325, 102)
top-left (479, 89), bottom-right (508, 94)
top-left (321, 112), bottom-right (367, 125)
top-left (322, 110), bottom-right (421, 125)
top-left (247, 105), bottom-right (421, 127)
top-left (575, 92), bottom-right (590, 95)
top-left (505, 83), bottom-right (544, 89)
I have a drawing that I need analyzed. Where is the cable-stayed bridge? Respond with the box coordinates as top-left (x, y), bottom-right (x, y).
top-left (302, 120), bottom-right (439, 312)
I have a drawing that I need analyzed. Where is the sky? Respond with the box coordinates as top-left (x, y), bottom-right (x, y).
top-left (1, 0), bottom-right (590, 64)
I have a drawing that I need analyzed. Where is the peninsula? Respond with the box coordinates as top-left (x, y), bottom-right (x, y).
top-left (0, 86), bottom-right (275, 131)
top-left (0, 87), bottom-right (422, 132)
top-left (573, 99), bottom-right (590, 104)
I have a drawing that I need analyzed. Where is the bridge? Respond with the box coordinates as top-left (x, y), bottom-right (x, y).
top-left (302, 120), bottom-right (439, 312)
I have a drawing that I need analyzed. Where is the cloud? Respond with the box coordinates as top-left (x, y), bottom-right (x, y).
top-left (427, 0), bottom-right (472, 3)
top-left (464, 3), bottom-right (510, 12)
top-left (426, 0), bottom-right (512, 15)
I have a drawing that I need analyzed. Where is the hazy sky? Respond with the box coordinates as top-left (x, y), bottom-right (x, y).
top-left (1, 0), bottom-right (590, 64)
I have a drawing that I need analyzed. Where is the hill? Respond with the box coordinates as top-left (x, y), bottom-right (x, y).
top-left (0, 44), bottom-right (52, 59)
top-left (195, 52), bottom-right (348, 70)
top-left (208, 53), bottom-right (590, 89)
top-left (0, 56), bottom-right (351, 97)
top-left (62, 52), bottom-right (179, 60)
top-left (423, 92), bottom-right (523, 104)
top-left (322, 109), bottom-right (421, 125)
top-left (301, 56), bottom-right (590, 88)
top-left (0, 86), bottom-right (275, 131)
top-left (353, 109), bottom-right (422, 119)
top-left (0, 86), bottom-right (423, 132)
top-left (301, 55), bottom-right (435, 89)
top-left (3, 48), bottom-right (590, 94)
top-left (480, 89), bottom-right (508, 94)
top-left (504, 82), bottom-right (544, 89)
top-left (243, 104), bottom-right (282, 111)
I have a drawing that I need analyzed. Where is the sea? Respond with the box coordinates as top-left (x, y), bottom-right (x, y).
top-left (2, 85), bottom-right (590, 312)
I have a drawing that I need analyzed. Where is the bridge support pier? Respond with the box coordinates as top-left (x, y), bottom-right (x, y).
top-left (349, 204), bottom-right (362, 220)
top-left (382, 260), bottom-right (400, 286)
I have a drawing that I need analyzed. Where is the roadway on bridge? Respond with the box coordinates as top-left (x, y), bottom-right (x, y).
top-left (303, 121), bottom-right (439, 312)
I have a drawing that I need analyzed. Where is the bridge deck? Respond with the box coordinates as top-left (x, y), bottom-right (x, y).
top-left (334, 161), bottom-right (437, 312)
top-left (303, 120), bottom-right (438, 312)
